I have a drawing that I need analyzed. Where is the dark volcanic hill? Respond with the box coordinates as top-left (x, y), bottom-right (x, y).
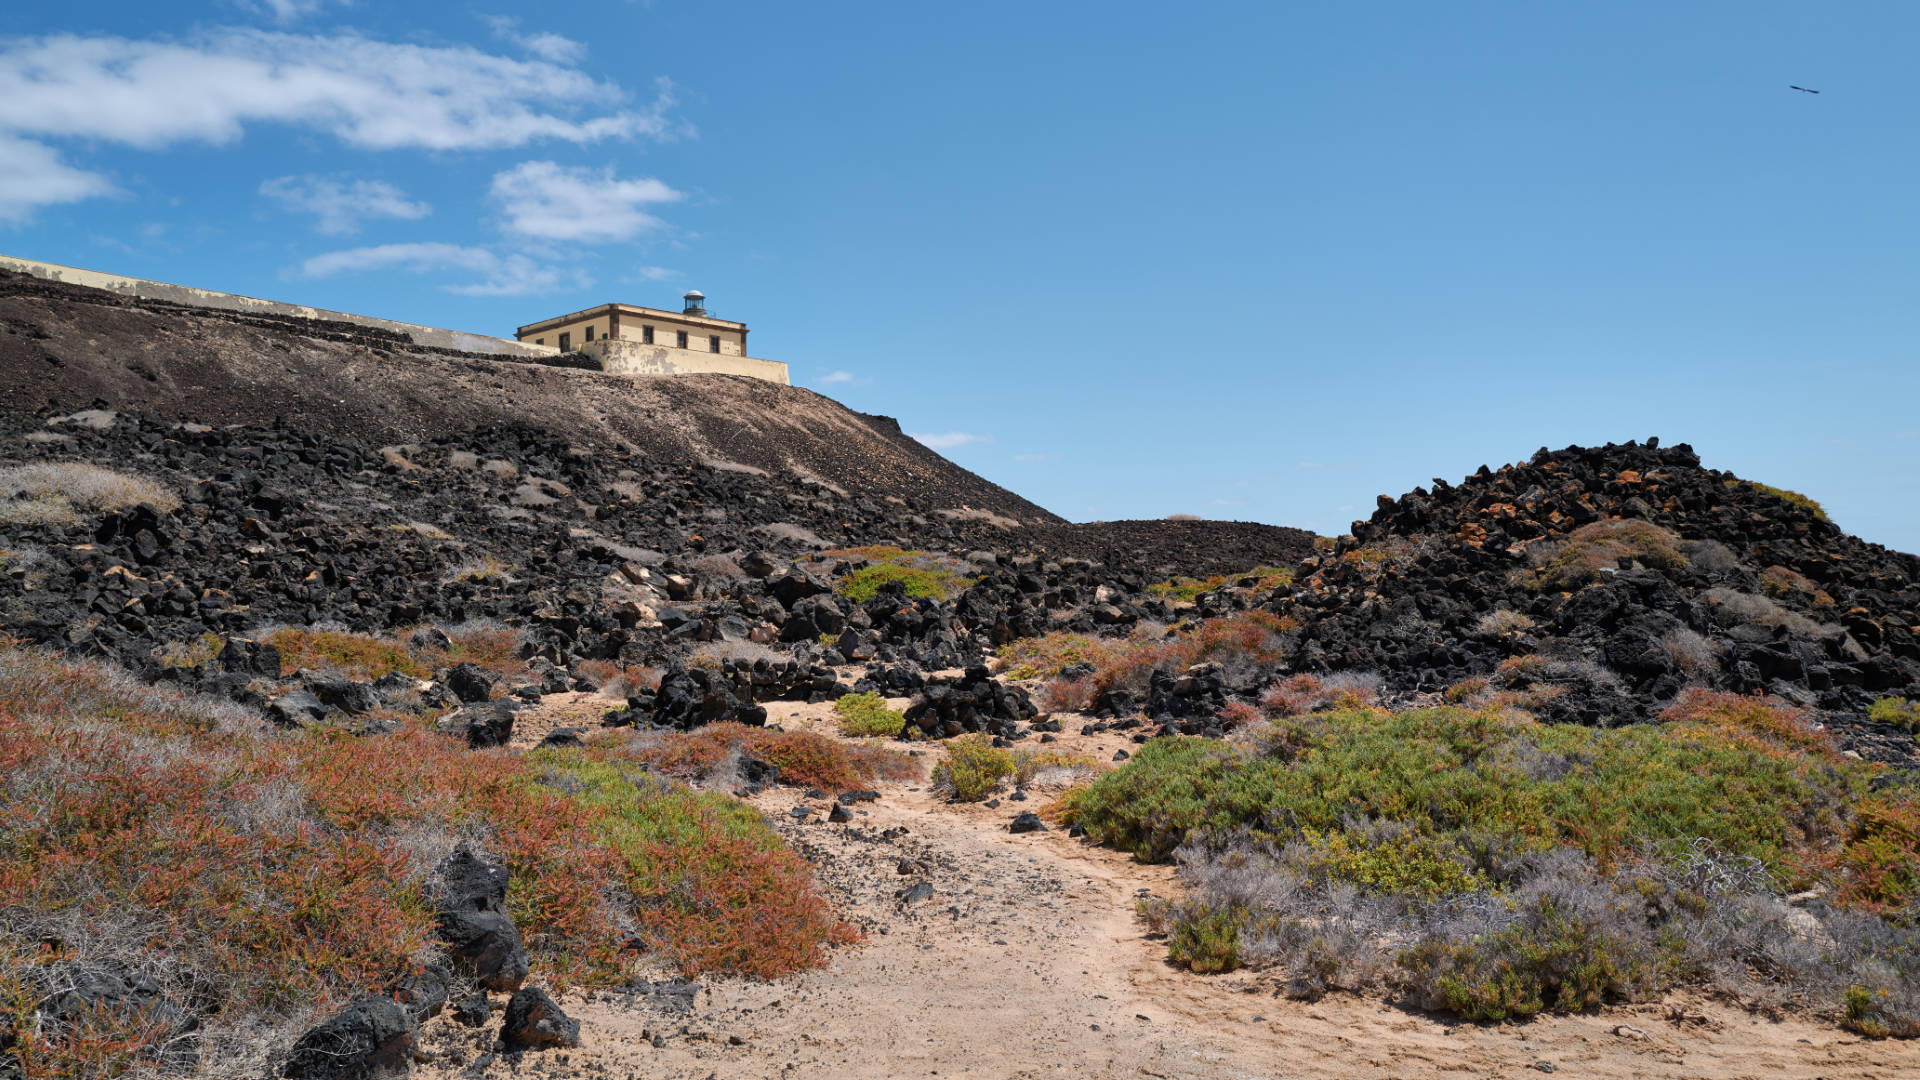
top-left (1261, 439), bottom-right (1920, 755)
top-left (0, 268), bottom-right (1059, 525)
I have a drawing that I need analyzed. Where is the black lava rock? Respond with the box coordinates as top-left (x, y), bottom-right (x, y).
top-left (434, 847), bottom-right (529, 992)
top-left (499, 988), bottom-right (580, 1052)
top-left (282, 995), bottom-right (414, 1079)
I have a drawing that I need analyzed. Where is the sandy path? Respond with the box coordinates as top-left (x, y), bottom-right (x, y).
top-left (426, 699), bottom-right (1920, 1079)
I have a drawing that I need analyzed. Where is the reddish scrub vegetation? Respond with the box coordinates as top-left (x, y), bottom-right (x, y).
top-left (264, 622), bottom-right (527, 680)
top-left (1001, 611), bottom-right (1295, 699)
top-left (620, 722), bottom-right (920, 793)
top-left (0, 642), bottom-right (852, 1076)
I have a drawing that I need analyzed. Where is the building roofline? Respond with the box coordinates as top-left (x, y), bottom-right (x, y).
top-left (516, 302), bottom-right (746, 337)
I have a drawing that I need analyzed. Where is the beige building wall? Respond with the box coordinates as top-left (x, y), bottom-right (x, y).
top-left (580, 339), bottom-right (789, 384)
top-left (518, 305), bottom-right (745, 356)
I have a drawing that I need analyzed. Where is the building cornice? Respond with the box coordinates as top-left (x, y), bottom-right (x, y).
top-left (515, 302), bottom-right (747, 338)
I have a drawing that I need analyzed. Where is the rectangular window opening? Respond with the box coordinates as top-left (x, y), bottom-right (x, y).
top-left (676, 330), bottom-right (688, 349)
top-left (584, 325), bottom-right (595, 341)
top-left (642, 325), bottom-right (654, 344)
top-left (709, 335), bottom-right (721, 353)
top-left (558, 332), bottom-right (571, 351)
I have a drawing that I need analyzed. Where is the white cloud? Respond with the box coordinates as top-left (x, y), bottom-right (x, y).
top-left (294, 241), bottom-right (582, 296)
top-left (819, 370), bottom-right (856, 384)
top-left (910, 432), bottom-right (993, 451)
top-left (259, 174), bottom-right (429, 234)
top-left (523, 32), bottom-right (588, 65)
top-left (295, 241), bottom-right (485, 277)
top-left (1012, 452), bottom-right (1055, 463)
top-left (0, 31), bottom-right (659, 150)
top-left (482, 15), bottom-right (587, 65)
top-left (489, 161), bottom-right (680, 242)
top-left (631, 265), bottom-right (678, 282)
top-left (444, 254), bottom-right (580, 297)
top-left (243, 0), bottom-right (350, 23)
top-left (0, 136), bottom-right (120, 224)
top-left (0, 29), bottom-right (673, 217)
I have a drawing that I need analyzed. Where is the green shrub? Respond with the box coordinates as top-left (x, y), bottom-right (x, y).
top-left (932, 734), bottom-right (1016, 801)
top-left (1841, 984), bottom-right (1920, 1038)
top-left (1167, 909), bottom-right (1241, 973)
top-left (834, 692), bottom-right (907, 737)
top-left (1094, 690), bottom-right (1920, 1033)
top-left (1729, 479), bottom-right (1831, 523)
top-left (823, 546), bottom-right (973, 602)
top-left (1061, 737), bottom-right (1294, 861)
top-left (1399, 892), bottom-right (1673, 1021)
top-left (1065, 693), bottom-right (1892, 906)
top-left (1299, 827), bottom-right (1489, 902)
top-left (1868, 697), bottom-right (1920, 732)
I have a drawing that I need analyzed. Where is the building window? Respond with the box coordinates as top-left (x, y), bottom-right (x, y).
top-left (676, 330), bottom-right (688, 349)
top-left (585, 325), bottom-right (595, 341)
top-left (642, 325), bottom-right (654, 344)
top-left (709, 335), bottom-right (721, 353)
top-left (535, 338), bottom-right (544, 346)
top-left (558, 332), bottom-right (571, 351)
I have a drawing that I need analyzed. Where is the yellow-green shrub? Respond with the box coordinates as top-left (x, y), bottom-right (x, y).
top-left (833, 692), bottom-right (907, 737)
top-left (932, 734), bottom-right (1016, 801)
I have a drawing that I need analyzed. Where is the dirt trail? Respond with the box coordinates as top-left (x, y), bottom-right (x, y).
top-left (426, 702), bottom-right (1920, 1079)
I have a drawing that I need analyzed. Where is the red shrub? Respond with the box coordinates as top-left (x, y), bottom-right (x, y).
top-left (625, 723), bottom-right (919, 792)
top-left (1039, 675), bottom-right (1098, 713)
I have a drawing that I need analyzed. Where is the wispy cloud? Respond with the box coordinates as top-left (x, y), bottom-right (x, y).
top-left (481, 14), bottom-right (587, 64)
top-left (910, 431), bottom-right (993, 450)
top-left (0, 135), bottom-right (119, 224)
top-left (630, 265), bottom-right (678, 282)
top-left (293, 242), bottom-right (583, 296)
top-left (819, 370), bottom-right (856, 384)
top-left (0, 28), bottom-right (673, 220)
top-left (1012, 452), bottom-right (1055, 463)
top-left (242, 0), bottom-right (351, 24)
top-left (489, 161), bottom-right (681, 242)
top-left (259, 175), bottom-right (428, 235)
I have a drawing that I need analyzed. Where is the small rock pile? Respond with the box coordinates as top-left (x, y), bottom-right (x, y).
top-left (903, 665), bottom-right (1040, 738)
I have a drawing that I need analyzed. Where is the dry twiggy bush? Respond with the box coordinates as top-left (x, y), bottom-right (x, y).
top-left (0, 463), bottom-right (179, 526)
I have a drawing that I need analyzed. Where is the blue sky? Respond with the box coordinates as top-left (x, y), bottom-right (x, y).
top-left (5, 2), bottom-right (1919, 551)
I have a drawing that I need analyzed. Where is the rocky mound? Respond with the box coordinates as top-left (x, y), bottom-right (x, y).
top-left (0, 268), bottom-right (1058, 526)
top-left (1005, 519), bottom-right (1316, 579)
top-left (1264, 439), bottom-right (1920, 744)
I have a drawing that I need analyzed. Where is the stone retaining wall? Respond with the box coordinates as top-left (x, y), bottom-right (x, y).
top-left (0, 254), bottom-right (558, 359)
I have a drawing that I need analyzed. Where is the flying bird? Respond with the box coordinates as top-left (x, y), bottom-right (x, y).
top-left (1790, 85), bottom-right (1820, 94)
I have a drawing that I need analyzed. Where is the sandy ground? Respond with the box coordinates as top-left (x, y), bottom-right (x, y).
top-left (424, 694), bottom-right (1920, 1080)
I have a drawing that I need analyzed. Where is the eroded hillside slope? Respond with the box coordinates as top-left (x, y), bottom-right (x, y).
top-left (0, 269), bottom-right (1056, 524)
